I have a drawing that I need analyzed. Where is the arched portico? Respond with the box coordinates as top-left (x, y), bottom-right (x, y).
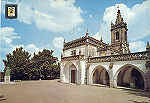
top-left (63, 62), bottom-right (77, 84)
top-left (91, 65), bottom-right (110, 86)
top-left (114, 64), bottom-right (145, 90)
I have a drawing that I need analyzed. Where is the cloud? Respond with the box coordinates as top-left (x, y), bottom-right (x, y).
top-left (0, 27), bottom-right (21, 71)
top-left (0, 27), bottom-right (41, 71)
top-left (17, 0), bottom-right (83, 32)
top-left (0, 1), bottom-right (2, 14)
top-left (0, 27), bottom-right (20, 44)
top-left (53, 37), bottom-right (64, 50)
top-left (93, 1), bottom-right (150, 43)
top-left (0, 27), bottom-right (21, 56)
top-left (92, 32), bottom-right (101, 41)
top-left (89, 14), bottom-right (93, 18)
top-left (13, 44), bottom-right (42, 56)
top-left (25, 44), bottom-right (41, 54)
top-left (129, 41), bottom-right (146, 52)
top-left (0, 27), bottom-right (46, 55)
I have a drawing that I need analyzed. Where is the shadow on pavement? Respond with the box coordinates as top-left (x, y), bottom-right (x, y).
top-left (0, 95), bottom-right (7, 102)
top-left (128, 100), bottom-right (150, 103)
top-left (118, 87), bottom-right (150, 98)
top-left (0, 98), bottom-right (6, 101)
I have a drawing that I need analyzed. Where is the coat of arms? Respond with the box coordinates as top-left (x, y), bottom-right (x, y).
top-left (5, 4), bottom-right (17, 19)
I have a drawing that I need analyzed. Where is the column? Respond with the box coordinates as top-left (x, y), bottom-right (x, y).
top-left (103, 70), bottom-right (106, 85)
top-left (109, 69), bottom-right (115, 87)
top-left (84, 64), bottom-right (88, 85)
top-left (60, 63), bottom-right (64, 82)
top-left (77, 61), bottom-right (81, 85)
top-left (109, 63), bottom-right (115, 88)
top-left (144, 61), bottom-right (150, 91)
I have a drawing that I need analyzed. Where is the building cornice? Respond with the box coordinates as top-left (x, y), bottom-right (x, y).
top-left (61, 55), bottom-right (84, 61)
top-left (88, 51), bottom-right (149, 63)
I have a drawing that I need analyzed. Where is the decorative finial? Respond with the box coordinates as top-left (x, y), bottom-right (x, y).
top-left (64, 39), bottom-right (66, 44)
top-left (61, 53), bottom-right (63, 58)
top-left (111, 20), bottom-right (113, 23)
top-left (100, 36), bottom-right (103, 42)
top-left (146, 41), bottom-right (150, 50)
top-left (86, 29), bottom-right (88, 37)
top-left (117, 5), bottom-right (120, 13)
top-left (116, 5), bottom-right (120, 13)
top-left (116, 5), bottom-right (122, 24)
top-left (128, 47), bottom-right (130, 53)
top-left (117, 5), bottom-right (119, 9)
top-left (111, 21), bottom-right (114, 26)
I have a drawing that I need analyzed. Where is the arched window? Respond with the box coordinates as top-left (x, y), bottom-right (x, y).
top-left (116, 32), bottom-right (119, 40)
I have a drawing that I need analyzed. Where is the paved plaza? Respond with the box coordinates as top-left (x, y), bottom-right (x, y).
top-left (0, 80), bottom-right (150, 103)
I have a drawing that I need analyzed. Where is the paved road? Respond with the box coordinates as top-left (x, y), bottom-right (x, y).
top-left (0, 80), bottom-right (150, 103)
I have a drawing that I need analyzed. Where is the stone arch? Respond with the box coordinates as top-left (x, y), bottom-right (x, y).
top-left (63, 62), bottom-right (77, 83)
top-left (64, 61), bottom-right (77, 69)
top-left (91, 65), bottom-right (110, 86)
top-left (114, 64), bottom-right (145, 90)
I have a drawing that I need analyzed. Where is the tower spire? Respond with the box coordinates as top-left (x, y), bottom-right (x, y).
top-left (116, 6), bottom-right (123, 24)
top-left (110, 5), bottom-right (129, 54)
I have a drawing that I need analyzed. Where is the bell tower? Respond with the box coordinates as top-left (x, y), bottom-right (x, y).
top-left (110, 8), bottom-right (130, 54)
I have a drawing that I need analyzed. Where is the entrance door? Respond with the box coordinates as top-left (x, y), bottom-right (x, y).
top-left (71, 70), bottom-right (76, 83)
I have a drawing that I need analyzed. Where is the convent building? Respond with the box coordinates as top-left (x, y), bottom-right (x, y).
top-left (60, 9), bottom-right (150, 91)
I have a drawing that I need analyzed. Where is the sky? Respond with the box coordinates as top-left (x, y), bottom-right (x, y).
top-left (0, 0), bottom-right (150, 71)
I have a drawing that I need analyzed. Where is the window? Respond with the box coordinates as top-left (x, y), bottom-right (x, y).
top-left (79, 49), bottom-right (81, 55)
top-left (125, 31), bottom-right (127, 41)
top-left (89, 48), bottom-right (95, 57)
top-left (71, 50), bottom-right (76, 56)
top-left (116, 32), bottom-right (119, 40)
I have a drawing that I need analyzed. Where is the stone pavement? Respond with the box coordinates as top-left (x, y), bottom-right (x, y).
top-left (0, 80), bottom-right (150, 103)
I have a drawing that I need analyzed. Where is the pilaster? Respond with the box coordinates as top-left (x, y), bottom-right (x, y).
top-left (144, 50), bottom-right (150, 91)
top-left (144, 61), bottom-right (150, 91)
top-left (109, 63), bottom-right (115, 88)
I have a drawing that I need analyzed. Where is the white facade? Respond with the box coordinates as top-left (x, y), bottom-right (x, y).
top-left (60, 9), bottom-right (150, 91)
top-left (61, 54), bottom-right (150, 90)
top-left (60, 37), bottom-right (150, 91)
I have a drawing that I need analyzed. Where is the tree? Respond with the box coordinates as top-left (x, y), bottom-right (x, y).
top-left (3, 48), bottom-right (60, 80)
top-left (3, 47), bottom-right (31, 80)
top-left (31, 49), bottom-right (59, 80)
top-left (31, 49), bottom-right (57, 66)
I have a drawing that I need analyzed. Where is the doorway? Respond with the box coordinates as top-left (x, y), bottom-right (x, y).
top-left (71, 70), bottom-right (76, 83)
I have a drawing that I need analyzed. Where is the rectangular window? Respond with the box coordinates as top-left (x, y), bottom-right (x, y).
top-left (71, 50), bottom-right (76, 56)
top-left (125, 31), bottom-right (127, 41)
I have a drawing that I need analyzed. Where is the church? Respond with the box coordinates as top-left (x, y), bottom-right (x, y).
top-left (60, 9), bottom-right (150, 91)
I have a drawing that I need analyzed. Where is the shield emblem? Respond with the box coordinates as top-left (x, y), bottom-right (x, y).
top-left (5, 4), bottom-right (17, 19)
